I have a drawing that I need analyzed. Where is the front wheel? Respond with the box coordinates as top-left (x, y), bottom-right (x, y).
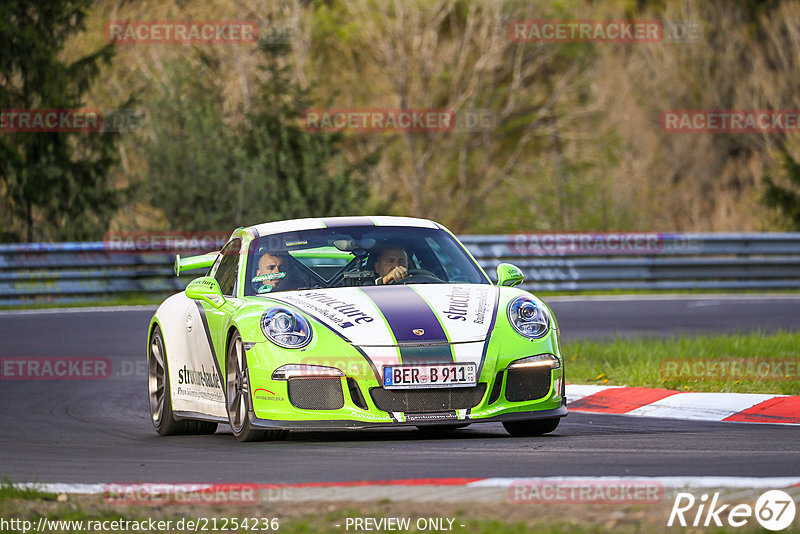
top-left (148, 325), bottom-right (218, 436)
top-left (226, 330), bottom-right (288, 442)
top-left (503, 417), bottom-right (560, 437)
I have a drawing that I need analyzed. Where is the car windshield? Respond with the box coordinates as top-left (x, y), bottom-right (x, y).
top-left (244, 226), bottom-right (489, 296)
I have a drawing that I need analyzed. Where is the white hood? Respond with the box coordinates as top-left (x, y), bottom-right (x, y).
top-left (268, 284), bottom-right (499, 347)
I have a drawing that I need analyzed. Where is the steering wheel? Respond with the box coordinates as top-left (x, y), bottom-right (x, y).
top-left (397, 269), bottom-right (444, 284)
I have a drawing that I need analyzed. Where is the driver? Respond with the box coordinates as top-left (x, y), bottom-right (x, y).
top-left (254, 252), bottom-right (289, 293)
top-left (373, 246), bottom-right (409, 285)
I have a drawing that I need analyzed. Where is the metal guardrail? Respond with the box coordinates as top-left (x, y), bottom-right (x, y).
top-left (0, 242), bottom-right (187, 306)
top-left (1, 233), bottom-right (800, 305)
top-left (460, 233), bottom-right (800, 292)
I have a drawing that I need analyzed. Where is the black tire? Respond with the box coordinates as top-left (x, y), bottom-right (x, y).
top-left (503, 417), bottom-right (560, 437)
top-left (226, 330), bottom-right (288, 442)
top-left (416, 423), bottom-right (471, 433)
top-left (148, 326), bottom-right (218, 436)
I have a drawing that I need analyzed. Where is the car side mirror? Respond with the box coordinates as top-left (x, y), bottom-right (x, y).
top-left (496, 263), bottom-right (524, 287)
top-left (185, 276), bottom-right (226, 308)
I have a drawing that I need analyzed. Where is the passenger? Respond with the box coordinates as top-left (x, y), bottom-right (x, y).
top-left (254, 252), bottom-right (289, 293)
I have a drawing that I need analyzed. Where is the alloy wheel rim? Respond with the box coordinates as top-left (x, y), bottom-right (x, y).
top-left (148, 334), bottom-right (165, 425)
top-left (227, 337), bottom-right (247, 433)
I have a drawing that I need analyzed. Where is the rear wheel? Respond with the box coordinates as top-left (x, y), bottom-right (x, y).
top-left (503, 417), bottom-right (560, 437)
top-left (148, 325), bottom-right (218, 436)
top-left (226, 330), bottom-right (288, 442)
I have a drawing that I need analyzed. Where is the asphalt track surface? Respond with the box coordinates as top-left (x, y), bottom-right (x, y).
top-left (1, 296), bottom-right (799, 484)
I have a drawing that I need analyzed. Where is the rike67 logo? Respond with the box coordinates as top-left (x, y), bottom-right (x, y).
top-left (668, 490), bottom-right (797, 531)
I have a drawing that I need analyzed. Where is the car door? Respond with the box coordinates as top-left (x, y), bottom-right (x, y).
top-left (175, 238), bottom-right (242, 418)
top-left (203, 238), bottom-right (242, 372)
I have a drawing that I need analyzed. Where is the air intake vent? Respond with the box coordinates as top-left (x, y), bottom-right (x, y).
top-left (287, 378), bottom-right (345, 410)
top-left (347, 377), bottom-right (368, 410)
top-left (370, 384), bottom-right (487, 413)
top-left (487, 371), bottom-right (504, 405)
top-left (505, 367), bottom-right (551, 402)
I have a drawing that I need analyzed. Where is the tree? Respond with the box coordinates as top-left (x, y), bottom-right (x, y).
top-left (238, 39), bottom-right (376, 225)
top-left (0, 0), bottom-right (124, 242)
top-left (308, 0), bottom-right (590, 233)
top-left (141, 58), bottom-right (240, 232)
top-left (141, 40), bottom-right (375, 232)
top-left (764, 150), bottom-right (800, 229)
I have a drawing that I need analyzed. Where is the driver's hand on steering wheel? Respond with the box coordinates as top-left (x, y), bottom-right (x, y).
top-left (377, 265), bottom-right (408, 285)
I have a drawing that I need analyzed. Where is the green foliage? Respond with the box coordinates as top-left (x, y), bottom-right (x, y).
top-left (238, 41), bottom-right (376, 225)
top-left (5, 1), bottom-right (799, 239)
top-left (141, 59), bottom-right (240, 232)
top-left (0, 0), bottom-right (125, 242)
top-left (0, 480), bottom-right (56, 501)
top-left (764, 150), bottom-right (800, 229)
top-left (142, 42), bottom-right (376, 232)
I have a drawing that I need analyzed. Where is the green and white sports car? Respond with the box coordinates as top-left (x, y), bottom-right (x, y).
top-left (147, 216), bottom-right (566, 441)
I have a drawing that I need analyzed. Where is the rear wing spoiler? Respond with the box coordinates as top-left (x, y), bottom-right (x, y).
top-left (174, 252), bottom-right (220, 276)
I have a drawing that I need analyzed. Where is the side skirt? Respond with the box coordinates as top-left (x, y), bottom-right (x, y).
top-left (173, 410), bottom-right (228, 424)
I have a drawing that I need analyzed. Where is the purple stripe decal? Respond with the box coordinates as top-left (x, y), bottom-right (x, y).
top-left (477, 287), bottom-right (500, 377)
top-left (321, 217), bottom-right (374, 228)
top-left (263, 295), bottom-right (384, 382)
top-left (361, 286), bottom-right (447, 343)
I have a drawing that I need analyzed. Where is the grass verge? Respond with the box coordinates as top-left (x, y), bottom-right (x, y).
top-left (0, 293), bottom-right (164, 311)
top-left (2, 288), bottom-right (799, 311)
top-left (536, 288), bottom-right (800, 297)
top-left (0, 481), bottom-right (56, 501)
top-left (1, 492), bottom-right (797, 534)
top-left (562, 330), bottom-right (800, 395)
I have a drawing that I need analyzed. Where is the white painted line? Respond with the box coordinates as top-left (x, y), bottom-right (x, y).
top-left (15, 477), bottom-right (800, 497)
top-left (565, 384), bottom-right (622, 403)
top-left (16, 483), bottom-right (106, 494)
top-left (626, 392), bottom-right (777, 421)
top-left (468, 476), bottom-right (800, 489)
top-left (543, 294), bottom-right (800, 303)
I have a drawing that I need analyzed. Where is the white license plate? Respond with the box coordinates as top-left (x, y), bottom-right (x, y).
top-left (382, 363), bottom-right (477, 389)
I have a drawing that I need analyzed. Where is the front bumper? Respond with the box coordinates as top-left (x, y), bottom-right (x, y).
top-left (247, 402), bottom-right (567, 431)
top-left (246, 319), bottom-right (567, 430)
top-left (247, 364), bottom-right (566, 430)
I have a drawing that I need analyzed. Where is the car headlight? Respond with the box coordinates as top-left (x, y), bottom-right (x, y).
top-left (260, 308), bottom-right (312, 349)
top-left (508, 296), bottom-right (550, 339)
